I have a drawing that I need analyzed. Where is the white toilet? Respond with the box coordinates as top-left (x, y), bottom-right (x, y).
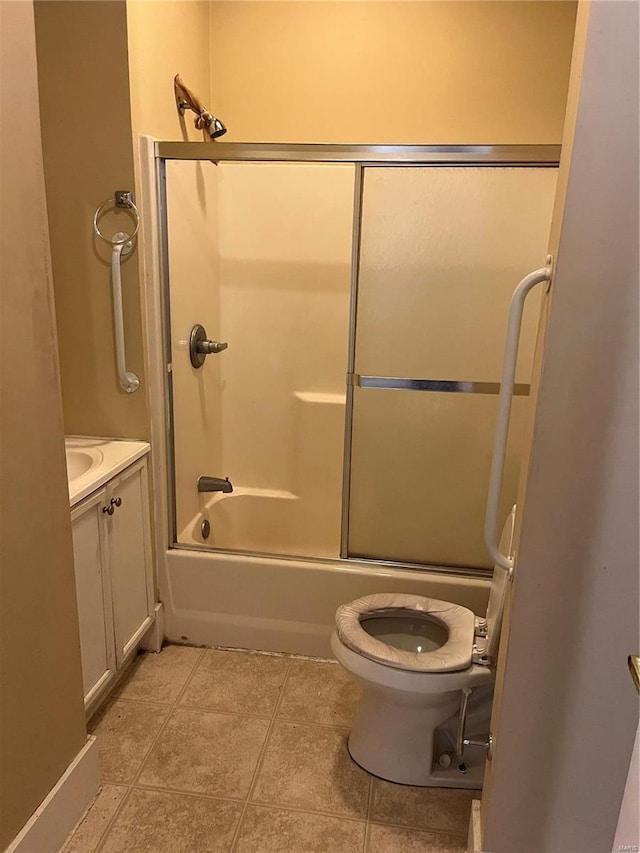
top-left (331, 506), bottom-right (516, 789)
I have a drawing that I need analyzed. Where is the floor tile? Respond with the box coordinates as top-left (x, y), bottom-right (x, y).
top-left (89, 700), bottom-right (170, 784)
top-left (370, 780), bottom-right (476, 834)
top-left (367, 823), bottom-right (467, 853)
top-left (100, 788), bottom-right (243, 853)
top-left (62, 784), bottom-right (127, 853)
top-left (252, 721), bottom-right (370, 819)
top-left (138, 707), bottom-right (269, 798)
top-left (277, 659), bottom-right (361, 727)
top-left (116, 645), bottom-right (202, 705)
top-left (234, 804), bottom-right (366, 853)
top-left (180, 649), bottom-right (290, 716)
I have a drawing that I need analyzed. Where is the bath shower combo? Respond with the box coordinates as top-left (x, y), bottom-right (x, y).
top-left (140, 136), bottom-right (559, 789)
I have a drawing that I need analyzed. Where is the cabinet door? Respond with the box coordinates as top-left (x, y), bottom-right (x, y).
top-left (71, 490), bottom-right (116, 707)
top-left (106, 460), bottom-right (154, 665)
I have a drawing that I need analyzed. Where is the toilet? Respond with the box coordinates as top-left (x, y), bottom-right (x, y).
top-left (331, 506), bottom-right (516, 789)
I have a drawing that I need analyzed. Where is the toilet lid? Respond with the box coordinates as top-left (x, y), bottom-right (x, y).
top-left (335, 593), bottom-right (476, 672)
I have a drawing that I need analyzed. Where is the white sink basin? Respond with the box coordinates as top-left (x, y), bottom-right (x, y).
top-left (65, 437), bottom-right (149, 507)
top-left (66, 448), bottom-right (100, 481)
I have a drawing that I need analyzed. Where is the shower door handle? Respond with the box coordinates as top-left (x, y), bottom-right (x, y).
top-left (484, 256), bottom-right (553, 576)
top-left (189, 324), bottom-right (228, 368)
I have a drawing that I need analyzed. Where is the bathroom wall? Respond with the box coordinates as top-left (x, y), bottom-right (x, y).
top-left (208, 0), bottom-right (577, 144)
top-left (33, 0), bottom-right (577, 484)
top-left (34, 0), bottom-right (213, 443)
top-left (126, 0), bottom-right (211, 143)
top-left (34, 0), bottom-right (149, 440)
top-left (482, 1), bottom-right (639, 850)
top-left (0, 2), bottom-right (88, 846)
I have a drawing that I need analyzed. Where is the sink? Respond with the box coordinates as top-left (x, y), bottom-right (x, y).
top-left (65, 448), bottom-right (101, 481)
top-left (64, 438), bottom-right (149, 507)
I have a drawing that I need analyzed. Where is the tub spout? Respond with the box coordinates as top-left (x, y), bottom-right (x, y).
top-left (198, 476), bottom-right (233, 494)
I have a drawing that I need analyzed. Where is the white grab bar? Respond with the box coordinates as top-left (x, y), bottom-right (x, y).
top-left (93, 192), bottom-right (140, 395)
top-left (484, 255), bottom-right (553, 575)
top-left (110, 232), bottom-right (140, 394)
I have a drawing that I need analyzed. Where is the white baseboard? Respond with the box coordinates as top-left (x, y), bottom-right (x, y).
top-left (5, 736), bottom-right (100, 853)
top-left (141, 601), bottom-right (165, 653)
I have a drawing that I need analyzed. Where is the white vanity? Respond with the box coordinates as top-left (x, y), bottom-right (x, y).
top-left (66, 437), bottom-right (156, 715)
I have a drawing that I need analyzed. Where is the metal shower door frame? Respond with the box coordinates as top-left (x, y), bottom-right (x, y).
top-left (154, 143), bottom-right (560, 573)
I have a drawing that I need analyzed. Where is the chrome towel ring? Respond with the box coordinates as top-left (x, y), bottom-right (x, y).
top-left (93, 190), bottom-right (140, 245)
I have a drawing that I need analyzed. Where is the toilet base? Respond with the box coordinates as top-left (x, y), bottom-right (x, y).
top-left (331, 631), bottom-right (494, 789)
top-left (346, 682), bottom-right (492, 789)
top-left (347, 735), bottom-right (486, 789)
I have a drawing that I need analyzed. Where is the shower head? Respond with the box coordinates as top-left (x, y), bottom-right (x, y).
top-left (200, 112), bottom-right (227, 140)
top-left (174, 74), bottom-right (227, 140)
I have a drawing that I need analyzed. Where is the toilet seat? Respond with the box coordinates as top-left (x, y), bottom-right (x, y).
top-left (335, 593), bottom-right (476, 673)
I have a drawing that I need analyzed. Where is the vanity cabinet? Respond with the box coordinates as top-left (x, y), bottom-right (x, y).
top-left (70, 457), bottom-right (154, 712)
top-left (70, 489), bottom-right (116, 708)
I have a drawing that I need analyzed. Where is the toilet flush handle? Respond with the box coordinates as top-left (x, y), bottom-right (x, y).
top-left (463, 734), bottom-right (494, 762)
top-left (455, 688), bottom-right (494, 762)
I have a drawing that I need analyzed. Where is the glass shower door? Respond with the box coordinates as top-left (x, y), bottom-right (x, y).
top-left (347, 166), bottom-right (557, 569)
top-left (165, 159), bottom-right (355, 558)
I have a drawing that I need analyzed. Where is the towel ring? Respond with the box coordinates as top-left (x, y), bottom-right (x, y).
top-left (93, 194), bottom-right (140, 245)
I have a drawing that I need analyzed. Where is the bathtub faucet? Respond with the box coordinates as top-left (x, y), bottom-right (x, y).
top-left (197, 476), bottom-right (233, 494)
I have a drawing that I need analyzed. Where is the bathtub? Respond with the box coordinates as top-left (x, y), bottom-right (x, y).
top-left (179, 486), bottom-right (344, 558)
top-left (162, 546), bottom-right (491, 658)
top-left (169, 480), bottom-right (491, 657)
top-left (65, 436), bottom-right (150, 506)
top-left (65, 440), bottom-right (490, 658)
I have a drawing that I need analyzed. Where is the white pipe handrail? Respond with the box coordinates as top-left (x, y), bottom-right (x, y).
top-left (484, 256), bottom-right (553, 575)
top-left (110, 232), bottom-right (140, 394)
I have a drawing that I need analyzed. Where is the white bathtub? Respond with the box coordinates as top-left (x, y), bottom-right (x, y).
top-left (161, 545), bottom-right (491, 658)
top-left (167, 475), bottom-right (491, 658)
top-left (65, 437), bottom-right (150, 506)
top-left (179, 486), bottom-right (345, 559)
top-left (64, 440), bottom-right (490, 658)
top-left (167, 482), bottom-right (495, 657)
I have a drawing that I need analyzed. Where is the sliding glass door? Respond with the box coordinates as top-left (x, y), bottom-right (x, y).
top-left (160, 144), bottom-right (558, 571)
top-left (346, 166), bottom-right (557, 568)
top-left (165, 160), bottom-right (354, 557)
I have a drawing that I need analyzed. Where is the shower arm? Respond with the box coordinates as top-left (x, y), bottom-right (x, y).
top-left (174, 74), bottom-right (227, 140)
top-left (484, 256), bottom-right (553, 577)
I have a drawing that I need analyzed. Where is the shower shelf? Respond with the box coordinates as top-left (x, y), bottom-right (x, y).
top-left (294, 391), bottom-right (346, 405)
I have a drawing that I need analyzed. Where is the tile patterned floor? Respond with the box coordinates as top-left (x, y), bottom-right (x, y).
top-left (64, 645), bottom-right (475, 852)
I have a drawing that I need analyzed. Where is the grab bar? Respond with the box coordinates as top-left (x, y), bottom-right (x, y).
top-left (93, 192), bottom-right (140, 394)
top-left (110, 234), bottom-right (140, 394)
top-left (484, 255), bottom-right (553, 575)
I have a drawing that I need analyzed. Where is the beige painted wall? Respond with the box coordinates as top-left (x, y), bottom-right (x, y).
top-left (483, 2), bottom-right (639, 850)
top-left (209, 1), bottom-right (577, 144)
top-left (127, 0), bottom-right (211, 142)
top-left (32, 0), bottom-right (577, 466)
top-left (34, 0), bottom-right (214, 443)
top-left (0, 2), bottom-right (88, 846)
top-left (35, 1), bottom-right (149, 440)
